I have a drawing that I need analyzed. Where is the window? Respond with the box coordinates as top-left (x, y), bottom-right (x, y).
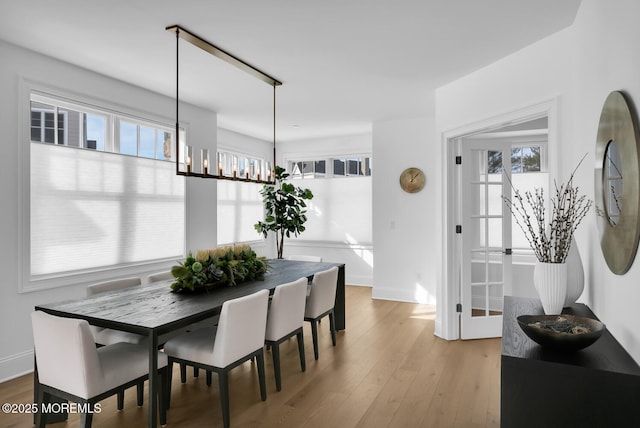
top-left (289, 156), bottom-right (371, 179)
top-left (284, 154), bottom-right (373, 244)
top-left (291, 160), bottom-right (326, 179)
top-left (217, 149), bottom-right (267, 245)
top-left (511, 146), bottom-right (541, 173)
top-left (217, 150), bottom-right (267, 180)
top-left (28, 91), bottom-right (185, 281)
top-left (488, 146), bottom-right (541, 174)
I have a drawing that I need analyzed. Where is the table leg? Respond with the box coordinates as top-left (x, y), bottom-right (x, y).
top-left (148, 332), bottom-right (158, 427)
top-left (334, 265), bottom-right (346, 330)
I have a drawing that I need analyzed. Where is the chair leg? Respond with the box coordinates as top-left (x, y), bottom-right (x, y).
top-left (206, 370), bottom-right (212, 386)
top-left (167, 360), bottom-right (174, 409)
top-left (296, 331), bottom-right (306, 372)
top-left (271, 342), bottom-right (282, 392)
top-left (117, 390), bottom-right (124, 410)
top-left (180, 362), bottom-right (187, 383)
top-left (218, 370), bottom-right (230, 428)
top-left (256, 350), bottom-right (267, 401)
top-left (137, 381), bottom-right (144, 406)
top-left (80, 410), bottom-right (93, 428)
top-left (310, 320), bottom-right (319, 360)
top-left (329, 311), bottom-right (337, 346)
top-left (35, 388), bottom-right (48, 428)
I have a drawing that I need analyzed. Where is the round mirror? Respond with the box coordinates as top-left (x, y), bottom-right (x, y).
top-left (603, 140), bottom-right (623, 226)
top-left (595, 91), bottom-right (640, 275)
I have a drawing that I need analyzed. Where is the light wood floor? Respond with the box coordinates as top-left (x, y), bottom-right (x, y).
top-left (0, 286), bottom-right (501, 428)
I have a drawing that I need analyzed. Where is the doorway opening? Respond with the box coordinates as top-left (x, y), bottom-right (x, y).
top-left (441, 100), bottom-right (557, 340)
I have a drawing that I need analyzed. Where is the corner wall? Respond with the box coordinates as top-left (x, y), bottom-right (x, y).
top-left (372, 117), bottom-right (438, 304)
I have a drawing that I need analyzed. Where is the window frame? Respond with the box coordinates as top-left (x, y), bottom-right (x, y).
top-left (20, 81), bottom-right (186, 293)
top-left (288, 155), bottom-right (372, 179)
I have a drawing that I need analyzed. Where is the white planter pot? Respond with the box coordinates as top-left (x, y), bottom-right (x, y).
top-left (564, 241), bottom-right (585, 307)
top-left (533, 262), bottom-right (568, 315)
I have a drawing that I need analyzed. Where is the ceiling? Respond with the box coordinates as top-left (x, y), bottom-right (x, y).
top-left (0, 0), bottom-right (581, 142)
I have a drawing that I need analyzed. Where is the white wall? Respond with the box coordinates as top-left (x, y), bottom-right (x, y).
top-left (276, 134), bottom-right (374, 285)
top-left (435, 0), bottom-right (640, 363)
top-left (0, 40), bottom-right (218, 381)
top-left (372, 117), bottom-right (438, 304)
top-left (570, 0), bottom-right (640, 362)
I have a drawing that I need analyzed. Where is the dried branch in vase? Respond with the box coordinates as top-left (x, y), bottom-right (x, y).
top-left (503, 154), bottom-right (593, 263)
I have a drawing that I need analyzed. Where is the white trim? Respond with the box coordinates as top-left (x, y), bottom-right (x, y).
top-left (372, 286), bottom-right (434, 304)
top-left (438, 97), bottom-right (559, 340)
top-left (0, 350), bottom-right (34, 383)
top-left (285, 239), bottom-right (373, 250)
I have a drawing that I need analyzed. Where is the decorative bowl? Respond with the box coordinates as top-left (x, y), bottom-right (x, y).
top-left (517, 314), bottom-right (605, 352)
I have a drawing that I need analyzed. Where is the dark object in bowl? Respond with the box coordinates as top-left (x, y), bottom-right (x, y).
top-left (517, 314), bottom-right (605, 352)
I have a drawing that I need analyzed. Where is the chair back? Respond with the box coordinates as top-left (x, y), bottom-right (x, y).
top-left (266, 277), bottom-right (308, 341)
top-left (31, 311), bottom-right (102, 399)
top-left (305, 266), bottom-right (339, 319)
top-left (86, 277), bottom-right (141, 296)
top-left (212, 289), bottom-right (269, 367)
top-left (147, 270), bottom-right (174, 283)
top-left (286, 255), bottom-right (323, 262)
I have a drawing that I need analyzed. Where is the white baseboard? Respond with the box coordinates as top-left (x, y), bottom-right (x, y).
top-left (0, 350), bottom-right (34, 383)
top-left (345, 275), bottom-right (372, 287)
top-left (371, 286), bottom-right (436, 305)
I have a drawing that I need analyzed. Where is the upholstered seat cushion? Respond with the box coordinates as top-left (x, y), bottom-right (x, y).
top-left (94, 343), bottom-right (168, 398)
top-left (163, 327), bottom-right (217, 366)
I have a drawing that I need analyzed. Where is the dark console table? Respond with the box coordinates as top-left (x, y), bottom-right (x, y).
top-left (501, 296), bottom-right (640, 428)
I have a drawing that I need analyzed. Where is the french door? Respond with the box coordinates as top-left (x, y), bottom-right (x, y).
top-left (460, 140), bottom-right (513, 339)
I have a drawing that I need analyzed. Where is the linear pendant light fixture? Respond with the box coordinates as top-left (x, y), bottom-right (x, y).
top-left (166, 25), bottom-right (282, 183)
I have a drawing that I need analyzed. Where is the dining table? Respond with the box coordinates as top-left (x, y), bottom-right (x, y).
top-left (34, 259), bottom-right (346, 427)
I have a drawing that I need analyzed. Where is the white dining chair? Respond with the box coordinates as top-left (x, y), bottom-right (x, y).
top-left (146, 270), bottom-right (174, 283)
top-left (286, 255), bottom-right (323, 262)
top-left (163, 289), bottom-right (270, 428)
top-left (265, 277), bottom-right (308, 391)
top-left (86, 277), bottom-right (147, 347)
top-left (86, 276), bottom-right (141, 295)
top-left (31, 311), bottom-right (168, 428)
top-left (304, 266), bottom-right (340, 360)
top-left (85, 277), bottom-right (147, 407)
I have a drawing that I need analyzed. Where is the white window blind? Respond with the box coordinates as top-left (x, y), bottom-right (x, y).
top-left (217, 180), bottom-right (263, 245)
top-left (300, 177), bottom-right (372, 244)
top-left (30, 142), bottom-right (185, 276)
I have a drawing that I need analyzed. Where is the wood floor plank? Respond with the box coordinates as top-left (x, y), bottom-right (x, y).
top-left (0, 286), bottom-right (501, 428)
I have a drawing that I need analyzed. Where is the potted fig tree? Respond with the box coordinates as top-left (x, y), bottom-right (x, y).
top-left (254, 166), bottom-right (313, 259)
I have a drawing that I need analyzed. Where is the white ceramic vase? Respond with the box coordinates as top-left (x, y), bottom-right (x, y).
top-left (533, 262), bottom-right (568, 315)
top-left (564, 241), bottom-right (585, 307)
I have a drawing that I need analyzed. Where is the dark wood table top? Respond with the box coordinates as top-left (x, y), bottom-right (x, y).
top-left (36, 259), bottom-right (344, 337)
top-left (502, 296), bottom-right (640, 376)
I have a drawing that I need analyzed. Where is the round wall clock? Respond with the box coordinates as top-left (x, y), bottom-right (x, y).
top-left (399, 167), bottom-right (426, 193)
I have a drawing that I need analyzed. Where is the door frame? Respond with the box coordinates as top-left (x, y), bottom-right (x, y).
top-left (438, 98), bottom-right (559, 340)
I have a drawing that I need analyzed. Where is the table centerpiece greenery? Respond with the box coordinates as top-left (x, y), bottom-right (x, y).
top-left (170, 244), bottom-right (268, 292)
